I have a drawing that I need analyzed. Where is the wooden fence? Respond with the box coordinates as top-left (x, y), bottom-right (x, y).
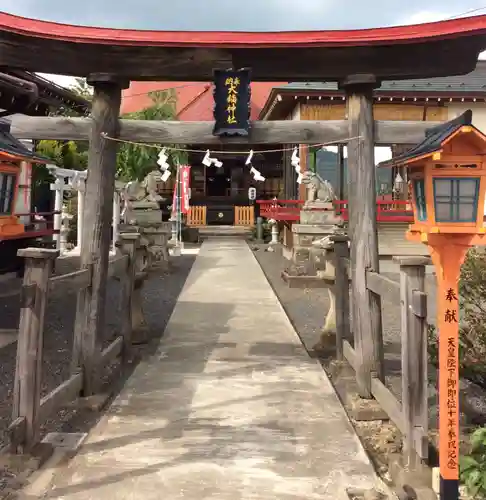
top-left (187, 206), bottom-right (206, 226)
top-left (8, 233), bottom-right (141, 454)
top-left (234, 206), bottom-right (254, 226)
top-left (332, 236), bottom-right (430, 466)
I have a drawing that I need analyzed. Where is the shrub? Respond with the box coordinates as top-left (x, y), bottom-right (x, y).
top-left (460, 427), bottom-right (486, 498)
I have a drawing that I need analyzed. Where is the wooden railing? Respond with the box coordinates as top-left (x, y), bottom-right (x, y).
top-left (187, 206), bottom-right (207, 226)
top-left (234, 205), bottom-right (255, 226)
top-left (8, 233), bottom-right (141, 454)
top-left (0, 210), bottom-right (60, 241)
top-left (332, 237), bottom-right (429, 465)
top-left (256, 199), bottom-right (305, 221)
top-left (333, 199), bottom-right (414, 222)
top-left (256, 199), bottom-right (414, 223)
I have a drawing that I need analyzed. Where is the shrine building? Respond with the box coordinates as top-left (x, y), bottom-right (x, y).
top-left (121, 62), bottom-right (486, 226)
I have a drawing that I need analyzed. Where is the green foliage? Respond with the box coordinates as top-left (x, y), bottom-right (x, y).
top-left (428, 248), bottom-right (486, 388)
top-left (36, 77), bottom-right (91, 172)
top-left (116, 90), bottom-right (188, 181)
top-left (35, 140), bottom-right (88, 170)
top-left (50, 77), bottom-right (92, 117)
top-left (460, 427), bottom-right (486, 498)
top-left (70, 77), bottom-right (93, 101)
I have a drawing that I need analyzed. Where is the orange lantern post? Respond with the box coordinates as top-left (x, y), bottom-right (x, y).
top-left (381, 110), bottom-right (486, 500)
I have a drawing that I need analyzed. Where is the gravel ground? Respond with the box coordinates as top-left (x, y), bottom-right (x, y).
top-left (0, 249), bottom-right (197, 453)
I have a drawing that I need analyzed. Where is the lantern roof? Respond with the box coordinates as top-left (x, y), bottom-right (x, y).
top-left (0, 118), bottom-right (49, 163)
top-left (378, 110), bottom-right (486, 168)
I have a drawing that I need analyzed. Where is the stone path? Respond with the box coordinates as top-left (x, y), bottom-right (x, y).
top-left (32, 238), bottom-right (384, 500)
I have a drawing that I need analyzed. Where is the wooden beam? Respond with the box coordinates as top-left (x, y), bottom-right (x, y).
top-left (365, 271), bottom-right (400, 303)
top-left (0, 25), bottom-right (481, 81)
top-left (9, 116), bottom-right (442, 146)
top-left (38, 372), bottom-right (83, 425)
top-left (48, 268), bottom-right (91, 292)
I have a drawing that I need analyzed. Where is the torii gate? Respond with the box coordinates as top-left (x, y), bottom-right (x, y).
top-left (2, 12), bottom-right (486, 499)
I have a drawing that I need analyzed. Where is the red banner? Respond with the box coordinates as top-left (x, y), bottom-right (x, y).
top-left (172, 165), bottom-right (191, 215)
top-left (180, 165), bottom-right (191, 214)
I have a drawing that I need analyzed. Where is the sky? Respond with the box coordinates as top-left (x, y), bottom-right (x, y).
top-left (2, 0), bottom-right (486, 87)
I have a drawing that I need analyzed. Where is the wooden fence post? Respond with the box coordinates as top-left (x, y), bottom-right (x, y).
top-left (10, 248), bottom-right (59, 453)
top-left (118, 233), bottom-right (140, 362)
top-left (394, 256), bottom-right (430, 466)
top-left (332, 235), bottom-right (351, 360)
top-left (341, 74), bottom-right (384, 397)
top-left (130, 242), bottom-right (150, 343)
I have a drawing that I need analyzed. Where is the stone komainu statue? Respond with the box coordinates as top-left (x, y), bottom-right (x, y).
top-left (121, 170), bottom-right (165, 222)
top-left (301, 170), bottom-right (336, 202)
top-left (123, 170), bottom-right (164, 203)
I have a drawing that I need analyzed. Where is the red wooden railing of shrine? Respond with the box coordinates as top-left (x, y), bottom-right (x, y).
top-left (256, 200), bottom-right (305, 221)
top-left (334, 199), bottom-right (414, 222)
top-left (0, 211), bottom-right (59, 241)
top-left (256, 199), bottom-right (414, 223)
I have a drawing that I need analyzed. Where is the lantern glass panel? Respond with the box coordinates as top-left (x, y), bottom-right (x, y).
top-left (433, 177), bottom-right (479, 223)
top-left (0, 172), bottom-right (16, 215)
top-left (413, 179), bottom-right (427, 221)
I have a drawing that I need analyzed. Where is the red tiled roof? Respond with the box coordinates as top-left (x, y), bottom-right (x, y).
top-left (121, 81), bottom-right (209, 115)
top-left (121, 81), bottom-right (284, 120)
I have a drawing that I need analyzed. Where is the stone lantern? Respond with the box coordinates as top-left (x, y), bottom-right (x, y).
top-left (380, 109), bottom-right (486, 500)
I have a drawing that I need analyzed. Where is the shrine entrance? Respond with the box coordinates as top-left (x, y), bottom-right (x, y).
top-left (206, 164), bottom-right (231, 197)
top-left (3, 12), bottom-right (486, 500)
top-left (183, 148), bottom-right (283, 226)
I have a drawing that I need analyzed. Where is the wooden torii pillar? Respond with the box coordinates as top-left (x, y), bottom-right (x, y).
top-left (72, 73), bottom-right (129, 396)
top-left (340, 74), bottom-right (384, 398)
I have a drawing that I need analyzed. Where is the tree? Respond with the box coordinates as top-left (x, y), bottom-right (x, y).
top-left (70, 77), bottom-right (93, 101)
top-left (116, 89), bottom-right (188, 181)
top-left (50, 77), bottom-right (93, 118)
top-left (32, 78), bottom-right (92, 211)
top-left (35, 140), bottom-right (88, 171)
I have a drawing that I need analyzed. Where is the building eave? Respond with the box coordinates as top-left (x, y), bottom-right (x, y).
top-left (261, 89), bottom-right (486, 121)
top-left (0, 70), bottom-right (91, 116)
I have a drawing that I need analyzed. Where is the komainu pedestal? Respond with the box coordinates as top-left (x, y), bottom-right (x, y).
top-left (286, 202), bottom-right (344, 279)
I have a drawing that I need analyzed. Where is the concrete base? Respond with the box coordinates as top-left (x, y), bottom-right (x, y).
top-left (388, 454), bottom-right (437, 500)
top-left (42, 433), bottom-right (87, 452)
top-left (281, 269), bottom-right (328, 288)
top-left (68, 393), bottom-right (112, 412)
top-left (345, 488), bottom-right (389, 500)
top-left (345, 392), bottom-right (390, 421)
top-left (198, 225), bottom-right (252, 238)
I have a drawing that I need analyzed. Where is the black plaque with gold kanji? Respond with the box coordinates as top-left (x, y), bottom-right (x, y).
top-left (212, 68), bottom-right (251, 137)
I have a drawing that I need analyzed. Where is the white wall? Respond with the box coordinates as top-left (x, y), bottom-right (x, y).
top-left (13, 162), bottom-right (32, 223)
top-left (446, 102), bottom-right (486, 134)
